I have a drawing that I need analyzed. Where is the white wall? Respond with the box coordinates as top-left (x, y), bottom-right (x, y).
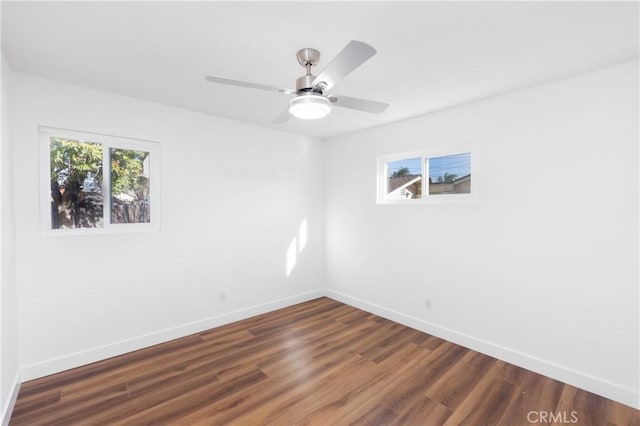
top-left (0, 56), bottom-right (19, 423)
top-left (4, 56), bottom-right (638, 412)
top-left (324, 61), bottom-right (639, 407)
top-left (10, 71), bottom-right (325, 379)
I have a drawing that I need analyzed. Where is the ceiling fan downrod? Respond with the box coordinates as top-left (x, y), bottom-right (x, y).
top-left (295, 48), bottom-right (322, 93)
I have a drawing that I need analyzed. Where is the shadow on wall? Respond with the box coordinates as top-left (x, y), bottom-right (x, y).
top-left (286, 219), bottom-right (307, 277)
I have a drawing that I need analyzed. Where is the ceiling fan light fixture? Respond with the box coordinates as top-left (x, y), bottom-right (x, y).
top-left (289, 94), bottom-right (332, 120)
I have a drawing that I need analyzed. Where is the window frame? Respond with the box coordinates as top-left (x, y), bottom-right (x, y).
top-left (377, 144), bottom-right (478, 205)
top-left (39, 126), bottom-right (160, 236)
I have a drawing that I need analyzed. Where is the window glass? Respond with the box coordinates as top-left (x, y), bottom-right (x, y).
top-left (428, 152), bottom-right (471, 195)
top-left (111, 149), bottom-right (151, 224)
top-left (386, 157), bottom-right (422, 199)
top-left (49, 138), bottom-right (104, 229)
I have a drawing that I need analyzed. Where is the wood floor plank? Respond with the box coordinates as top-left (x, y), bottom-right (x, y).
top-left (8, 389), bottom-right (61, 421)
top-left (389, 395), bottom-right (453, 426)
top-left (256, 320), bottom-right (377, 376)
top-left (185, 324), bottom-right (416, 424)
top-left (520, 371), bottom-right (566, 408)
top-left (554, 385), bottom-right (608, 426)
top-left (118, 368), bottom-right (267, 425)
top-left (496, 385), bottom-right (543, 426)
top-left (18, 334), bottom-right (205, 399)
top-left (56, 332), bottom-right (235, 398)
top-left (360, 326), bottom-right (424, 364)
top-left (491, 359), bottom-right (530, 387)
top-left (424, 349), bottom-right (496, 410)
top-left (310, 319), bottom-right (401, 362)
top-left (606, 399), bottom-right (640, 426)
top-left (333, 307), bottom-right (374, 324)
top-left (198, 298), bottom-right (340, 341)
top-left (178, 318), bottom-right (386, 423)
top-left (420, 335), bottom-right (447, 351)
top-left (350, 404), bottom-right (399, 426)
top-left (184, 354), bottom-right (373, 425)
top-left (15, 383), bottom-right (130, 426)
top-left (75, 369), bottom-right (221, 425)
top-left (323, 344), bottom-right (436, 425)
top-left (445, 377), bottom-right (518, 425)
top-left (377, 342), bottom-right (468, 413)
top-left (55, 333), bottom-right (213, 396)
top-left (289, 343), bottom-right (432, 425)
top-left (247, 300), bottom-right (345, 337)
top-left (264, 355), bottom-right (382, 425)
top-left (9, 297), bottom-right (639, 425)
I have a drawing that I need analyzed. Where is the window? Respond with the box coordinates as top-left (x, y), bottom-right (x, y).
top-left (40, 127), bottom-right (159, 234)
top-left (110, 148), bottom-right (151, 224)
top-left (385, 157), bottom-right (422, 200)
top-left (377, 145), bottom-right (477, 204)
top-left (428, 152), bottom-right (471, 196)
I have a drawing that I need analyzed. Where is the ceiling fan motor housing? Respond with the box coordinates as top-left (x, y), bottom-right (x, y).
top-left (296, 74), bottom-right (319, 92)
top-left (295, 48), bottom-right (323, 93)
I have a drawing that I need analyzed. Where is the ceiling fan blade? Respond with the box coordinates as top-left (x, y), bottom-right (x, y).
top-left (328, 94), bottom-right (388, 114)
top-left (270, 109), bottom-right (292, 125)
top-left (205, 75), bottom-right (295, 95)
top-left (311, 40), bottom-right (377, 92)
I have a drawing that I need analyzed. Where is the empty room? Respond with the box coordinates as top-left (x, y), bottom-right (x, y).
top-left (1, 1), bottom-right (638, 425)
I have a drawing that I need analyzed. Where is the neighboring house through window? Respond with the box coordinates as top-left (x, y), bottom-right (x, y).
top-left (389, 175), bottom-right (422, 199)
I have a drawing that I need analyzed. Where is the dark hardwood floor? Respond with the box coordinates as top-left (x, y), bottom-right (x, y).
top-left (9, 297), bottom-right (639, 425)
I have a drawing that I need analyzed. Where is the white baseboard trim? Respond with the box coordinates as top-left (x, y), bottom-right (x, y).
top-left (1, 370), bottom-right (21, 426)
top-left (20, 289), bottom-right (324, 382)
top-left (324, 288), bottom-right (640, 410)
top-left (14, 288), bottom-right (639, 411)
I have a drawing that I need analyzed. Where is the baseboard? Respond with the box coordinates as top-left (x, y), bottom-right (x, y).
top-left (324, 288), bottom-right (640, 410)
top-left (1, 370), bottom-right (21, 426)
top-left (15, 287), bottom-right (640, 410)
top-left (20, 289), bottom-right (324, 382)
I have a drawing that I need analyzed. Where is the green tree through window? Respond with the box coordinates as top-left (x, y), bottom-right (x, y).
top-left (49, 138), bottom-right (152, 229)
top-left (50, 138), bottom-right (104, 229)
top-left (111, 149), bottom-right (150, 224)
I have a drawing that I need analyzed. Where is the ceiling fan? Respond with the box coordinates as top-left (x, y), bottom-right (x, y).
top-left (204, 40), bottom-right (389, 124)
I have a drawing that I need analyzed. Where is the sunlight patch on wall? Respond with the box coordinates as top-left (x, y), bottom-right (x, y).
top-left (286, 218), bottom-right (308, 277)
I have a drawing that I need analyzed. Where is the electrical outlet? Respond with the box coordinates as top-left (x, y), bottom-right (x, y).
top-left (219, 291), bottom-right (227, 302)
top-left (425, 298), bottom-right (432, 310)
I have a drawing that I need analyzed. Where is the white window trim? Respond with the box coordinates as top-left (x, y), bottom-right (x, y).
top-left (39, 126), bottom-right (161, 236)
top-left (377, 144), bottom-right (478, 205)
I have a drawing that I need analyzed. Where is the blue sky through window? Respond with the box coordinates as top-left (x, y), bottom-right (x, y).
top-left (429, 153), bottom-right (471, 182)
top-left (387, 157), bottom-right (421, 177)
top-left (387, 153), bottom-right (471, 180)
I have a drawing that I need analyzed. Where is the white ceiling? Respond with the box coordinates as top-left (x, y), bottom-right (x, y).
top-left (2, 1), bottom-right (638, 140)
